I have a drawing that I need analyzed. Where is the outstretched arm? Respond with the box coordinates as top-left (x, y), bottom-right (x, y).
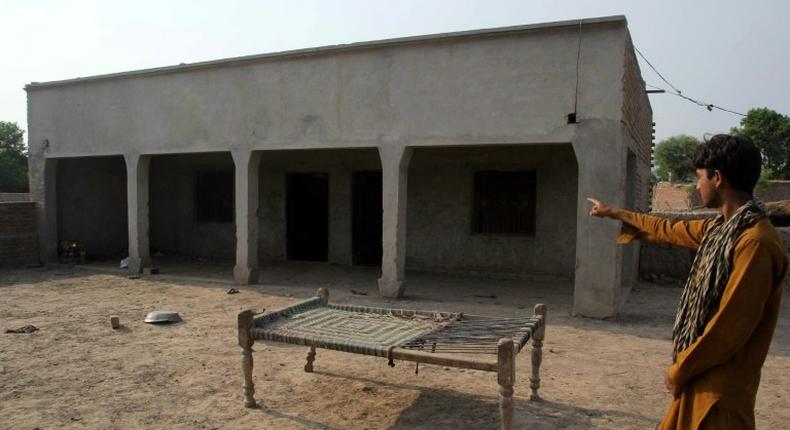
top-left (587, 197), bottom-right (712, 250)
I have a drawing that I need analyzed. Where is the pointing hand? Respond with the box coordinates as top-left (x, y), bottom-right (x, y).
top-left (587, 197), bottom-right (615, 218)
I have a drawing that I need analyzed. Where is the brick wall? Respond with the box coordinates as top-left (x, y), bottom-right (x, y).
top-left (652, 180), bottom-right (789, 214)
top-left (652, 182), bottom-right (692, 211)
top-left (639, 243), bottom-right (695, 283)
top-left (0, 202), bottom-right (38, 266)
top-left (758, 181), bottom-right (790, 203)
top-left (622, 33), bottom-right (654, 212)
top-left (622, 34), bottom-right (653, 165)
top-left (0, 193), bottom-right (31, 203)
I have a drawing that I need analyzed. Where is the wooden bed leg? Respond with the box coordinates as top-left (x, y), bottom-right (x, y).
top-left (304, 346), bottom-right (316, 373)
top-left (238, 309), bottom-right (257, 408)
top-left (530, 304), bottom-right (547, 401)
top-left (317, 287), bottom-right (330, 304)
top-left (497, 338), bottom-right (515, 430)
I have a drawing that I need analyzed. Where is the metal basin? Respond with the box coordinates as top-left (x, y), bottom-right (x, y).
top-left (144, 311), bottom-right (183, 324)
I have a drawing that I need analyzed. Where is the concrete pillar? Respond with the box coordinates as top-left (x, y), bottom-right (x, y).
top-left (232, 150), bottom-right (262, 284)
top-left (377, 145), bottom-right (413, 298)
top-left (571, 121), bottom-right (627, 318)
top-left (124, 153), bottom-right (151, 273)
top-left (328, 169), bottom-right (352, 265)
top-left (40, 158), bottom-right (59, 263)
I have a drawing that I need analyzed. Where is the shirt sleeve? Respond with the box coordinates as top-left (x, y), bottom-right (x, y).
top-left (616, 211), bottom-right (712, 250)
top-left (666, 238), bottom-right (774, 388)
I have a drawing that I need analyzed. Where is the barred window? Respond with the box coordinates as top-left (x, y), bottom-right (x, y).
top-left (195, 171), bottom-right (234, 223)
top-left (473, 171), bottom-right (536, 236)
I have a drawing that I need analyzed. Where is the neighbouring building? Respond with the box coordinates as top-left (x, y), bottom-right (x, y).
top-left (26, 16), bottom-right (652, 318)
top-left (758, 180), bottom-right (790, 203)
top-left (651, 181), bottom-right (703, 212)
top-left (0, 201), bottom-right (38, 266)
top-left (652, 180), bottom-right (790, 212)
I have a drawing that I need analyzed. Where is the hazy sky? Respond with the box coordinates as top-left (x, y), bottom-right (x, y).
top-left (1, 0), bottom-right (788, 142)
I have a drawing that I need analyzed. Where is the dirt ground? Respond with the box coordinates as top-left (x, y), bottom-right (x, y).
top-left (1, 265), bottom-right (788, 429)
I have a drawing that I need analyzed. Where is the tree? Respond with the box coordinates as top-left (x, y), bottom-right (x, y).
top-left (654, 135), bottom-right (700, 182)
top-left (732, 108), bottom-right (790, 179)
top-left (0, 121), bottom-right (29, 192)
top-left (754, 167), bottom-right (774, 196)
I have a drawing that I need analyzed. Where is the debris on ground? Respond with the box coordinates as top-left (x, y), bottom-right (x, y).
top-left (473, 294), bottom-right (497, 299)
top-left (5, 325), bottom-right (39, 334)
top-left (226, 288), bottom-right (239, 295)
top-left (350, 289), bottom-right (368, 296)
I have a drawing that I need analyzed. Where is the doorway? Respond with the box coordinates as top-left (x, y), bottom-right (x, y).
top-left (286, 173), bottom-right (329, 261)
top-left (352, 171), bottom-right (382, 266)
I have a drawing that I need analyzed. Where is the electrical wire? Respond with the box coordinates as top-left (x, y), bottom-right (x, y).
top-left (635, 46), bottom-right (682, 94)
top-left (573, 19), bottom-right (582, 115)
top-left (636, 47), bottom-right (746, 117)
top-left (646, 83), bottom-right (746, 117)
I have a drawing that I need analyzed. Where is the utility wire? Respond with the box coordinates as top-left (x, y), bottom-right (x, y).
top-left (646, 83), bottom-right (746, 117)
top-left (635, 47), bottom-right (682, 94)
top-left (636, 47), bottom-right (746, 117)
top-left (572, 19), bottom-right (582, 114)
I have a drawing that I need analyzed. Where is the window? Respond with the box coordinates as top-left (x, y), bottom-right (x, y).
top-left (473, 170), bottom-right (536, 236)
top-left (194, 171), bottom-right (234, 222)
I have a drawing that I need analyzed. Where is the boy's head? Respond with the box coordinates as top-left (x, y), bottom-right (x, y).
top-left (692, 134), bottom-right (762, 207)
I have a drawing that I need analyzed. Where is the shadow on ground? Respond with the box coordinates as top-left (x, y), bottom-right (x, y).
top-left (249, 369), bottom-right (658, 429)
top-left (390, 391), bottom-right (657, 430)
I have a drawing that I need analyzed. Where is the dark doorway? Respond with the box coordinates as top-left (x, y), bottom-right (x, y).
top-left (57, 156), bottom-right (128, 260)
top-left (286, 173), bottom-right (329, 261)
top-left (352, 171), bottom-right (382, 266)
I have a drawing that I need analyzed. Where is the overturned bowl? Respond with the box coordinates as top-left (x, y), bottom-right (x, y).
top-left (144, 311), bottom-right (183, 324)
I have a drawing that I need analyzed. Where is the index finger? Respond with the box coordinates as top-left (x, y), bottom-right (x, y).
top-left (586, 197), bottom-right (601, 206)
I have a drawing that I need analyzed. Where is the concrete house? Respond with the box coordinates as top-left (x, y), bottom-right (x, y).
top-left (26, 16), bottom-right (652, 318)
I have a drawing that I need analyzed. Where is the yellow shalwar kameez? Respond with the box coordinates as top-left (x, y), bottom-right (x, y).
top-left (617, 212), bottom-right (787, 430)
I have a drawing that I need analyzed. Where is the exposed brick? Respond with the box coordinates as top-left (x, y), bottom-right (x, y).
top-left (0, 202), bottom-right (38, 265)
top-left (757, 181), bottom-right (790, 203)
top-left (622, 34), bottom-right (654, 213)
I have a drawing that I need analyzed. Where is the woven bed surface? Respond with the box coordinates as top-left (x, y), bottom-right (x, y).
top-left (252, 297), bottom-right (542, 356)
top-left (399, 317), bottom-right (540, 354)
top-left (260, 306), bottom-right (441, 350)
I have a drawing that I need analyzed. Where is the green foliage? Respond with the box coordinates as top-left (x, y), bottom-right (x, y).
top-left (0, 121), bottom-right (29, 192)
top-left (654, 135), bottom-right (700, 182)
top-left (0, 121), bottom-right (26, 153)
top-left (732, 108), bottom-right (790, 180)
top-left (754, 168), bottom-right (774, 196)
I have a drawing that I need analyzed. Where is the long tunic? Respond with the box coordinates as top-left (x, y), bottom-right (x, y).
top-left (617, 212), bottom-right (787, 430)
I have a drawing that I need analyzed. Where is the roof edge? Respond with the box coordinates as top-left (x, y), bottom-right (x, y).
top-left (25, 15), bottom-right (626, 91)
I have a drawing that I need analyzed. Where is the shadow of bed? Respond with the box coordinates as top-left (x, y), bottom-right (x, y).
top-left (250, 370), bottom-right (658, 430)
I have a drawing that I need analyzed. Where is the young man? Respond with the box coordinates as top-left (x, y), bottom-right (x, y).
top-left (588, 134), bottom-right (787, 429)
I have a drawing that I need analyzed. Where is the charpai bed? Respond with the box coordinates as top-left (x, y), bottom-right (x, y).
top-left (237, 288), bottom-right (547, 430)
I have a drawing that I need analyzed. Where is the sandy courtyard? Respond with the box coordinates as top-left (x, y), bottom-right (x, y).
top-left (1, 265), bottom-right (788, 429)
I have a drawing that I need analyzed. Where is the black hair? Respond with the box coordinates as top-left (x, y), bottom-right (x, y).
top-left (692, 134), bottom-right (762, 195)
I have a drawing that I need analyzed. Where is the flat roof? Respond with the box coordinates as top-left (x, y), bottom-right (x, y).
top-left (26, 15), bottom-right (625, 91)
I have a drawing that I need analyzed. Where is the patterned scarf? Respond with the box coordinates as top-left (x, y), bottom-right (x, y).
top-left (671, 199), bottom-right (766, 362)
